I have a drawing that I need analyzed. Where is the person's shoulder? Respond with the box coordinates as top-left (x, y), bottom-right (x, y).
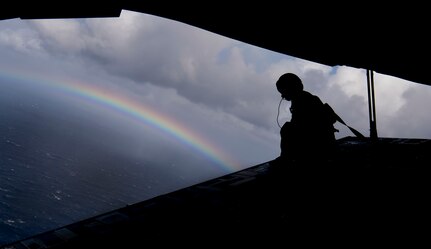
top-left (303, 91), bottom-right (323, 103)
top-left (302, 90), bottom-right (316, 97)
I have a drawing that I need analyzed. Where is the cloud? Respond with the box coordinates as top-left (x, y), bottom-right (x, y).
top-left (23, 11), bottom-right (283, 132)
top-left (0, 20), bottom-right (43, 53)
top-left (324, 66), bottom-right (369, 138)
top-left (378, 79), bottom-right (431, 138)
top-left (2, 10), bottom-right (430, 145)
top-left (28, 19), bottom-right (90, 54)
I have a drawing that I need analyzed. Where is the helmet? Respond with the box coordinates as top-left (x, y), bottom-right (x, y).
top-left (276, 73), bottom-right (303, 94)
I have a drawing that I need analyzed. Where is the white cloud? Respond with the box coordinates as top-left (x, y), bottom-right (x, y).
top-left (29, 19), bottom-right (87, 52)
top-left (375, 77), bottom-right (431, 138)
top-left (0, 25), bottom-right (43, 53)
top-left (374, 74), bottom-right (410, 117)
top-left (327, 66), bottom-right (367, 98)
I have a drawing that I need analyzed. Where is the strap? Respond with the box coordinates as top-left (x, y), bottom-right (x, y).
top-left (334, 113), bottom-right (366, 139)
top-left (324, 103), bottom-right (365, 139)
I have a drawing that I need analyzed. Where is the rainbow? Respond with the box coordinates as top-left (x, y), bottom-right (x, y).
top-left (0, 72), bottom-right (240, 172)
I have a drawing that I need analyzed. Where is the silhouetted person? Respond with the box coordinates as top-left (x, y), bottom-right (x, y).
top-left (275, 73), bottom-right (336, 164)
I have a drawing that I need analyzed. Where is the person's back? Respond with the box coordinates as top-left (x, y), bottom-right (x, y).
top-left (276, 73), bottom-right (335, 162)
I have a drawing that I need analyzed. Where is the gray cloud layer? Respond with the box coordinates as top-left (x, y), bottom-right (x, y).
top-left (2, 10), bottom-right (431, 157)
top-left (22, 13), bottom-right (286, 132)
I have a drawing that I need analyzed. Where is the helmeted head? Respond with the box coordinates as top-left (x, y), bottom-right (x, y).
top-left (276, 73), bottom-right (303, 101)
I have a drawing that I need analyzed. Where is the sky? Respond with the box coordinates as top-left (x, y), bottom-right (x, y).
top-left (1, 10), bottom-right (431, 171)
